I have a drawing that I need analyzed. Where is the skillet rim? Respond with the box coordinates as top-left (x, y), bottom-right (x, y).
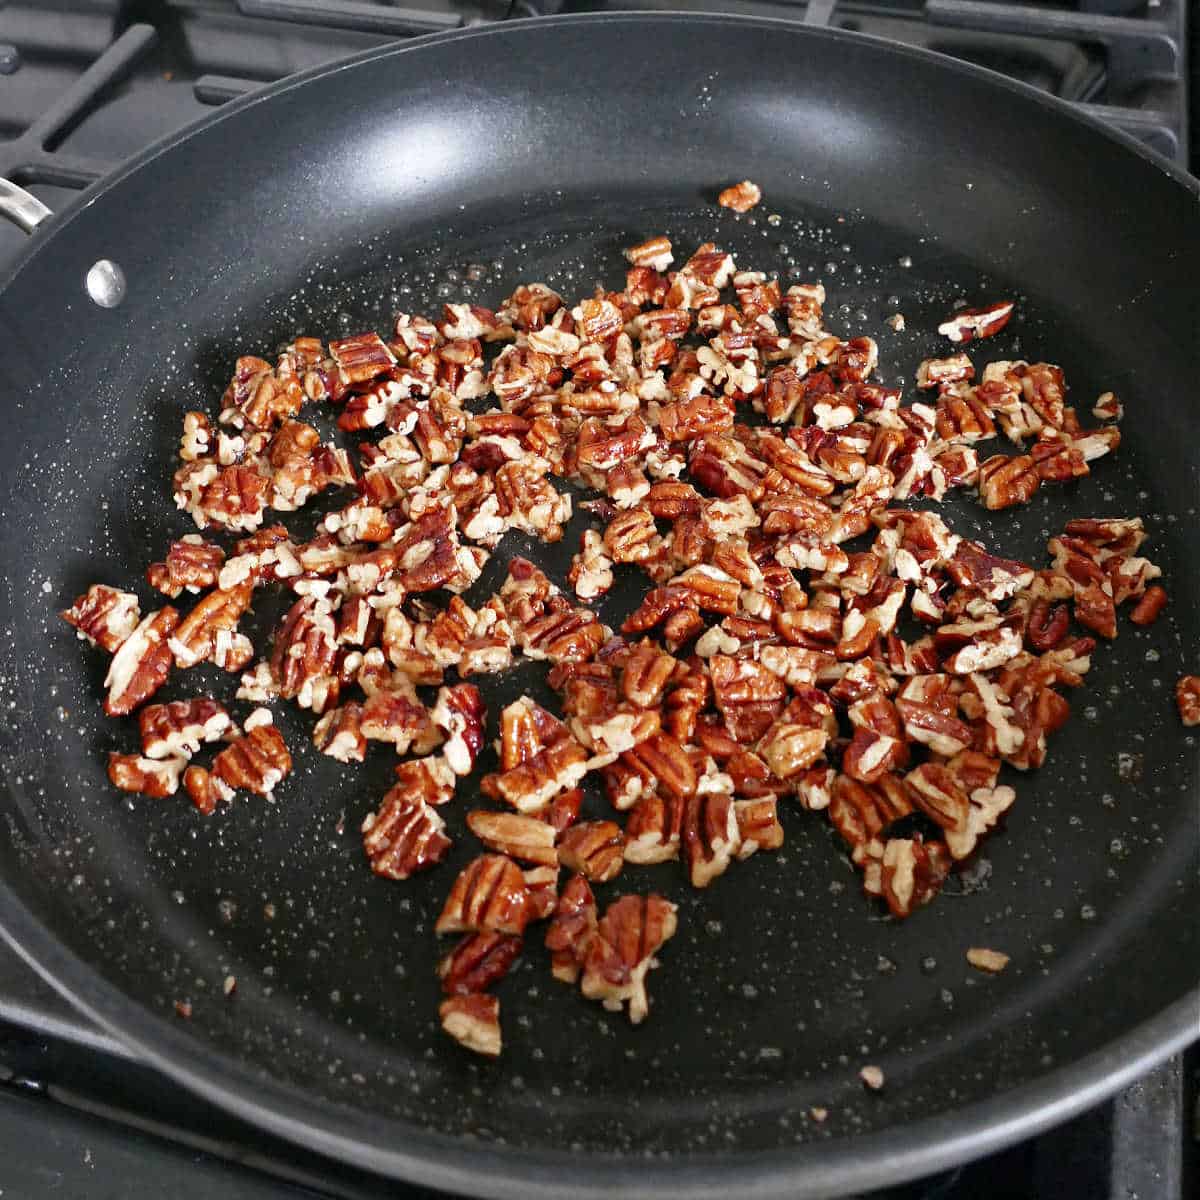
top-left (0, 13), bottom-right (1196, 1197)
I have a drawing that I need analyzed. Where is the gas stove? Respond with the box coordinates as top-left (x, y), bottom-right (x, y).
top-left (0, 2), bottom-right (1194, 1198)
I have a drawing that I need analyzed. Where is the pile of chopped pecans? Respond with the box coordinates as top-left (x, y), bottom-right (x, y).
top-left (60, 232), bottom-right (1194, 1058)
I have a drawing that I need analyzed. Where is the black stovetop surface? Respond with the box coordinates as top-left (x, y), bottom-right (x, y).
top-left (0, 1), bottom-right (1195, 1197)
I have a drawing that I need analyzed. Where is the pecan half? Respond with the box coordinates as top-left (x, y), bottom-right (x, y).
top-left (362, 786), bottom-right (451, 879)
top-left (880, 837), bottom-right (951, 918)
top-left (104, 607), bottom-right (179, 716)
top-left (580, 893), bottom-right (678, 1024)
top-left (438, 932), bottom-right (522, 996)
top-left (466, 810), bottom-right (558, 867)
top-left (733, 796), bottom-right (784, 859)
top-left (171, 583), bottom-right (254, 670)
top-left (436, 854), bottom-right (532, 937)
top-left (211, 714), bottom-right (292, 797)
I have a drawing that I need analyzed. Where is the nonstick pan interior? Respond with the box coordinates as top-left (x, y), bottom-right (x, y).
top-left (0, 16), bottom-right (1196, 1198)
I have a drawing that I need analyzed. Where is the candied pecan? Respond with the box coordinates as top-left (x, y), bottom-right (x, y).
top-left (880, 837), bottom-right (952, 918)
top-left (108, 752), bottom-right (186, 799)
top-left (545, 874), bottom-right (597, 984)
top-left (976, 454), bottom-right (1040, 509)
top-left (829, 774), bottom-right (914, 864)
top-left (61, 584), bottom-right (140, 653)
top-left (212, 714), bottom-right (291, 797)
top-left (842, 727), bottom-right (906, 784)
top-left (938, 301), bottom-right (1014, 344)
top-left (580, 893), bottom-right (678, 1023)
top-left (681, 788), bottom-right (741, 888)
top-left (558, 821), bottom-right (625, 883)
top-left (439, 994), bottom-right (501, 1057)
top-left (467, 811), bottom-right (558, 867)
top-left (138, 699), bottom-right (232, 760)
top-left (916, 355), bottom-right (974, 389)
top-left (104, 607), bottom-right (179, 716)
top-left (1026, 599), bottom-right (1070, 651)
top-left (623, 731), bottom-right (697, 801)
top-left (183, 765), bottom-right (220, 814)
top-left (623, 792), bottom-right (684, 864)
top-left (709, 654), bottom-right (787, 741)
top-left (733, 797), bottom-right (783, 859)
top-left (1176, 676), bottom-right (1200, 727)
top-left (329, 331), bottom-right (396, 384)
top-left (438, 932), bottom-right (522, 996)
top-left (494, 457), bottom-right (572, 543)
top-left (193, 464), bottom-right (271, 532)
top-left (758, 722), bottom-right (828, 780)
top-left (362, 787), bottom-right (450, 879)
top-left (482, 697), bottom-right (589, 813)
top-left (360, 687), bottom-right (440, 753)
top-left (146, 536), bottom-right (225, 598)
top-left (519, 604), bottom-right (608, 664)
top-left (718, 180), bottom-right (762, 212)
top-left (268, 594), bottom-right (339, 710)
top-left (620, 641), bottom-right (678, 709)
top-left (1129, 586), bottom-right (1167, 626)
top-left (945, 784), bottom-right (1016, 859)
top-left (625, 235), bottom-right (674, 272)
top-left (312, 703), bottom-right (366, 763)
top-left (568, 529), bottom-right (614, 601)
top-left (171, 583), bottom-right (254, 670)
top-left (904, 763), bottom-right (969, 833)
top-left (392, 755), bottom-right (456, 808)
top-left (436, 854), bottom-right (532, 937)
top-left (1074, 582), bottom-right (1117, 640)
top-left (430, 683), bottom-right (485, 776)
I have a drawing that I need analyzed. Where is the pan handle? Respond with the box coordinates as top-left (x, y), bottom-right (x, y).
top-left (0, 179), bottom-right (53, 234)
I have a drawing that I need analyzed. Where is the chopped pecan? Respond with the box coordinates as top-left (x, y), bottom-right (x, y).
top-left (439, 994), bottom-right (501, 1057)
top-left (710, 654), bottom-right (787, 741)
top-left (430, 683), bottom-right (485, 776)
top-left (717, 180), bottom-right (762, 212)
top-left (880, 837), bottom-right (952, 918)
top-left (623, 731), bottom-right (697, 801)
top-left (436, 854), bottom-right (532, 936)
top-left (312, 703), bottom-right (366, 763)
top-left (466, 810), bottom-right (557, 867)
top-left (938, 301), bottom-right (1014, 344)
top-left (916, 355), bottom-right (974, 389)
top-left (945, 784), bottom-right (1015, 859)
top-left (758, 722), bottom-right (829, 780)
top-left (146, 536), bottom-right (225, 598)
top-left (360, 687), bottom-right (440, 754)
top-left (977, 454), bottom-right (1039, 510)
top-left (329, 331), bottom-right (396, 384)
top-left (1176, 676), bottom-right (1200, 727)
top-left (267, 595), bottom-right (339, 711)
top-left (568, 529), bottom-right (614, 601)
top-left (580, 893), bottom-right (678, 1023)
top-left (104, 607), bottom-right (179, 716)
top-left (211, 714), bottom-right (291, 797)
top-left (61, 584), bottom-right (140, 653)
top-left (545, 874), bottom-right (597, 984)
top-left (733, 797), bottom-right (783, 859)
top-left (1129, 585), bottom-right (1167, 626)
top-left (138, 699), bottom-right (232, 759)
top-left (392, 755), bottom-right (456, 807)
top-left (171, 583), bottom-right (254, 671)
top-left (438, 932), bottom-right (522, 996)
top-left (362, 787), bottom-right (451, 879)
top-left (108, 752), bottom-right (186, 799)
top-left (482, 697), bottom-right (589, 813)
top-left (625, 235), bottom-right (674, 273)
top-left (558, 821), bottom-right (625, 883)
top-left (183, 765), bottom-right (221, 814)
top-left (623, 792), bottom-right (683, 864)
top-left (681, 787), bottom-right (741, 888)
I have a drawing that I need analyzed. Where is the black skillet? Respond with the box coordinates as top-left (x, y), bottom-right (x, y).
top-left (0, 14), bottom-right (1196, 1199)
